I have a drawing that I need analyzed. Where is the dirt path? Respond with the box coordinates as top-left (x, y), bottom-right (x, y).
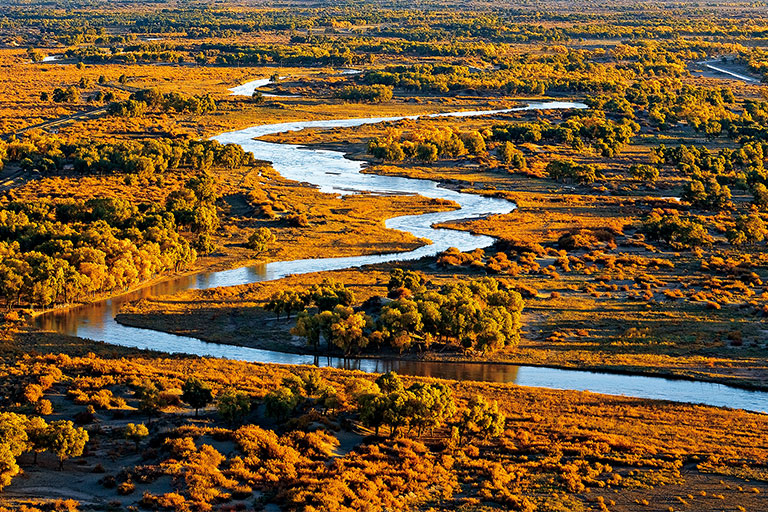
top-left (5, 105), bottom-right (109, 139)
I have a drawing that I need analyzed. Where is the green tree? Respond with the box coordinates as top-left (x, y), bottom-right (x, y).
top-left (217, 388), bottom-right (251, 424)
top-left (264, 387), bottom-right (301, 421)
top-left (727, 213), bottom-right (767, 245)
top-left (265, 289), bottom-right (308, 320)
top-left (751, 182), bottom-right (768, 210)
top-left (379, 299), bottom-right (423, 353)
top-left (546, 159), bottom-right (600, 184)
top-left (375, 371), bottom-right (404, 394)
top-left (293, 309), bottom-right (334, 352)
top-left (415, 142), bottom-right (438, 162)
top-left (181, 378), bottom-right (214, 417)
top-left (497, 141), bottom-right (526, 169)
top-left (309, 279), bottom-right (354, 311)
top-left (358, 392), bottom-right (389, 436)
top-left (460, 131), bottom-right (486, 155)
top-left (629, 164), bottom-right (659, 182)
top-left (407, 383), bottom-right (456, 436)
top-left (387, 268), bottom-right (426, 296)
top-left (135, 381), bottom-right (165, 420)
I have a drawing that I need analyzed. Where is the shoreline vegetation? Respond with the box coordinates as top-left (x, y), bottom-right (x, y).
top-left (1, 0), bottom-right (768, 510)
top-left (114, 265), bottom-right (768, 393)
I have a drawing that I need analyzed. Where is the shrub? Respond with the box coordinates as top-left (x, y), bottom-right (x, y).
top-left (546, 159), bottom-right (601, 184)
top-left (335, 84), bottom-right (393, 103)
top-left (641, 210), bottom-right (713, 249)
top-left (247, 227), bottom-right (275, 254)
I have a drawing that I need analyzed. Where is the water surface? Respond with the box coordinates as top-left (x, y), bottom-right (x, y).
top-left (35, 101), bottom-right (768, 413)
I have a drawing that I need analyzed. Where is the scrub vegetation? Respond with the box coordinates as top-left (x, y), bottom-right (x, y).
top-left (0, 0), bottom-right (767, 510)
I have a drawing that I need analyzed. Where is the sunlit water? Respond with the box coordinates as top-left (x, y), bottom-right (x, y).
top-left (699, 61), bottom-right (760, 83)
top-left (34, 101), bottom-right (768, 413)
top-left (229, 78), bottom-right (300, 98)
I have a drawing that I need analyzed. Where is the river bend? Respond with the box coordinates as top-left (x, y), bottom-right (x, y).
top-left (34, 102), bottom-right (768, 414)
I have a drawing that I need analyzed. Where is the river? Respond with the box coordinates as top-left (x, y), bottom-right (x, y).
top-left (698, 60), bottom-right (760, 83)
top-left (34, 102), bottom-right (768, 414)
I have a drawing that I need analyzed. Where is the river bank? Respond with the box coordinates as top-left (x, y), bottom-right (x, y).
top-left (30, 100), bottom-right (768, 414)
top-left (113, 265), bottom-right (768, 394)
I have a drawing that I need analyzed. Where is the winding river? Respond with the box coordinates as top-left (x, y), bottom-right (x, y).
top-left (34, 102), bottom-right (768, 414)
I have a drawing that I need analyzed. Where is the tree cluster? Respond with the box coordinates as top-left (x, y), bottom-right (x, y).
top-left (0, 413), bottom-right (88, 488)
top-left (0, 181), bottom-right (214, 308)
top-left (0, 134), bottom-right (254, 178)
top-left (641, 209), bottom-right (713, 250)
top-left (368, 125), bottom-right (486, 162)
top-left (108, 88), bottom-right (216, 117)
top-left (334, 84), bottom-right (393, 103)
top-left (289, 273), bottom-right (524, 356)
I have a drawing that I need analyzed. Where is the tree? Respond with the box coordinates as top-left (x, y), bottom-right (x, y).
top-left (26, 416), bottom-right (49, 464)
top-left (727, 213), bottom-right (767, 245)
top-left (264, 387), bottom-right (301, 421)
top-left (387, 268), bottom-right (426, 296)
top-left (407, 383), bottom-right (456, 436)
top-left (497, 141), bottom-right (526, 169)
top-left (336, 84), bottom-right (392, 103)
top-left (217, 388), bottom-right (251, 424)
top-left (247, 227), bottom-right (275, 255)
top-left (0, 413), bottom-right (29, 457)
top-left (682, 177), bottom-right (731, 209)
top-left (27, 48), bottom-right (44, 62)
top-left (181, 378), bottom-right (214, 416)
top-left (751, 183), bottom-right (768, 210)
top-left (629, 164), bottom-right (659, 182)
top-left (251, 91), bottom-right (265, 104)
top-left (292, 309), bottom-right (337, 352)
top-left (415, 142), bottom-right (438, 162)
top-left (52, 87), bottom-right (79, 103)
top-left (265, 289), bottom-right (308, 320)
top-left (135, 381), bottom-right (165, 420)
top-left (376, 371), bottom-right (404, 394)
top-left (46, 420), bottom-right (88, 470)
top-left (642, 210), bottom-right (713, 249)
top-left (379, 299), bottom-right (423, 352)
top-left (310, 279), bottom-right (354, 311)
top-left (124, 423), bottom-right (149, 450)
top-left (460, 131), bottom-right (486, 155)
top-left (0, 444), bottom-right (19, 491)
top-left (23, 383), bottom-right (43, 404)
top-left (358, 392), bottom-right (389, 436)
top-left (329, 308), bottom-right (371, 355)
top-left (191, 204), bottom-right (219, 234)
top-left (458, 396), bottom-right (505, 443)
top-left (546, 159), bottom-right (600, 184)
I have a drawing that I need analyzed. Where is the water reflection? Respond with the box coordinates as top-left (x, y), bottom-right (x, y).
top-left (31, 102), bottom-right (768, 414)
